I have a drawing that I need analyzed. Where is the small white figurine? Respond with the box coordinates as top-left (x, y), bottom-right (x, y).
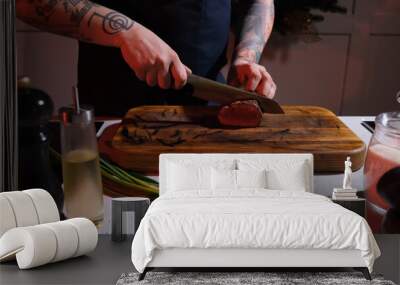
top-left (332, 157), bottom-right (357, 199)
top-left (342, 156), bottom-right (353, 190)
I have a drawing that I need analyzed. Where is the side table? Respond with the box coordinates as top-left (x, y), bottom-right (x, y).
top-left (112, 197), bottom-right (150, 241)
top-left (332, 197), bottom-right (366, 217)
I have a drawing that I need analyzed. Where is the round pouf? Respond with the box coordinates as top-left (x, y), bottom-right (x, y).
top-left (0, 189), bottom-right (59, 237)
top-left (0, 218), bottom-right (98, 269)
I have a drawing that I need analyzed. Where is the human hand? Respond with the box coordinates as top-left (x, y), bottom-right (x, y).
top-left (227, 58), bottom-right (276, 99)
top-left (119, 23), bottom-right (191, 89)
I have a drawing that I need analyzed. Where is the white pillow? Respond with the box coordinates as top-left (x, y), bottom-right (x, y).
top-left (166, 159), bottom-right (236, 192)
top-left (211, 169), bottom-right (267, 190)
top-left (167, 162), bottom-right (211, 191)
top-left (237, 159), bottom-right (309, 191)
top-left (266, 166), bottom-right (307, 191)
top-left (211, 168), bottom-right (237, 190)
top-left (237, 169), bottom-right (267, 188)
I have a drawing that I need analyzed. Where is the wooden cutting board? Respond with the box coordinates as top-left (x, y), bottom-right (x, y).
top-left (101, 105), bottom-right (366, 174)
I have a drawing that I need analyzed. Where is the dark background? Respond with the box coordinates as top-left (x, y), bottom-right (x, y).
top-left (15, 0), bottom-right (400, 116)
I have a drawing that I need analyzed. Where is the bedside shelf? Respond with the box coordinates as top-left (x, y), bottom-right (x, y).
top-left (331, 198), bottom-right (366, 218)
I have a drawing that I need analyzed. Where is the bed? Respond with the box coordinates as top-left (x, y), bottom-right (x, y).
top-left (131, 153), bottom-right (380, 280)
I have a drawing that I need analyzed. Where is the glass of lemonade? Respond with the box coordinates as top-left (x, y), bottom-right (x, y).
top-left (59, 106), bottom-right (103, 226)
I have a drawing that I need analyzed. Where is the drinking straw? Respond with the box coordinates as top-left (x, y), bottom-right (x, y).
top-left (72, 86), bottom-right (80, 113)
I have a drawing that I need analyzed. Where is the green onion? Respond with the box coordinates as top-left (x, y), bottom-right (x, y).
top-left (101, 170), bottom-right (158, 194)
top-left (100, 158), bottom-right (158, 191)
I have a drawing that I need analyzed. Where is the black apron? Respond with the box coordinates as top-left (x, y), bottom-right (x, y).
top-left (78, 0), bottom-right (231, 116)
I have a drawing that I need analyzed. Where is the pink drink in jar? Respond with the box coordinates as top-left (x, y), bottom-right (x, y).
top-left (364, 112), bottom-right (400, 233)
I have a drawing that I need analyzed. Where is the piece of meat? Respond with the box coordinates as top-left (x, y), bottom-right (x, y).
top-left (217, 100), bottom-right (262, 128)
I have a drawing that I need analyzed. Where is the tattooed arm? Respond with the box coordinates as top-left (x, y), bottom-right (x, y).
top-left (16, 0), bottom-right (190, 89)
top-left (228, 0), bottom-right (276, 98)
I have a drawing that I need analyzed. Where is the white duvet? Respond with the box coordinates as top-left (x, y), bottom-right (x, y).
top-left (131, 190), bottom-right (380, 273)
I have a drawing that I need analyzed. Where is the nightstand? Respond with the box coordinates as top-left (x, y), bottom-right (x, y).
top-left (332, 198), bottom-right (366, 217)
top-left (112, 197), bottom-right (150, 242)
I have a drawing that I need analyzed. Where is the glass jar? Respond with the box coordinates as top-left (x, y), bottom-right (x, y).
top-left (364, 112), bottom-right (400, 233)
top-left (59, 106), bottom-right (104, 226)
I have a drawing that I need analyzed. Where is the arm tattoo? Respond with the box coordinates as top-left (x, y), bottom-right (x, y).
top-left (31, 0), bottom-right (95, 24)
top-left (234, 0), bottom-right (274, 63)
top-left (68, 0), bottom-right (96, 24)
top-left (88, 11), bottom-right (134, 35)
top-left (22, 0), bottom-right (133, 42)
top-left (32, 0), bottom-right (58, 21)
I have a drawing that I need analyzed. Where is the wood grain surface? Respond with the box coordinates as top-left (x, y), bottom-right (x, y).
top-left (100, 105), bottom-right (366, 174)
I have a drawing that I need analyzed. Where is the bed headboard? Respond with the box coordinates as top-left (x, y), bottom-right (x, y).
top-left (159, 153), bottom-right (314, 195)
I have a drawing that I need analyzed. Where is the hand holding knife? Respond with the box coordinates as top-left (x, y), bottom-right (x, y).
top-left (186, 74), bottom-right (284, 114)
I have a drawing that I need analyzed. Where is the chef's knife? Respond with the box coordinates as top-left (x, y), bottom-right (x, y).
top-left (187, 74), bottom-right (284, 114)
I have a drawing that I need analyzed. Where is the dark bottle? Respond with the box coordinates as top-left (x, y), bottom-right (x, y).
top-left (18, 77), bottom-right (64, 213)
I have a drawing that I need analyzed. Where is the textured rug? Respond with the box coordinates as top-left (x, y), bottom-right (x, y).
top-left (116, 272), bottom-right (396, 285)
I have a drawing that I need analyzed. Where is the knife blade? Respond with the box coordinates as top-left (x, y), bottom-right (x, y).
top-left (187, 74), bottom-right (284, 114)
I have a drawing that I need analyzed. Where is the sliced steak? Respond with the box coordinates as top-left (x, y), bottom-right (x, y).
top-left (218, 100), bottom-right (262, 128)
